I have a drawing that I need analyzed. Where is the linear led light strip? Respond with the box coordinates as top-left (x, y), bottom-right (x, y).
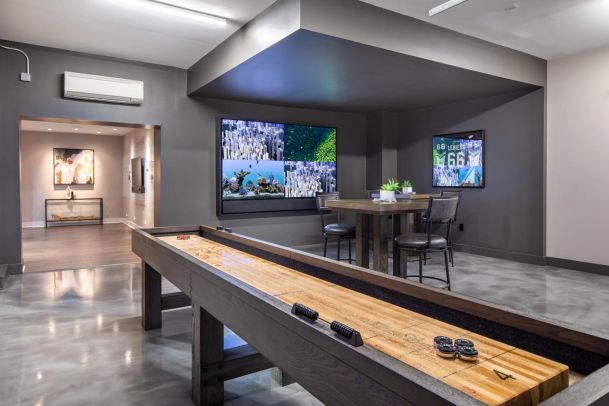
top-left (429, 0), bottom-right (471, 16)
top-left (126, 0), bottom-right (227, 26)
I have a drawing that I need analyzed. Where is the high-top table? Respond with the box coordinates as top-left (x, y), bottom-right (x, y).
top-left (325, 196), bottom-right (432, 273)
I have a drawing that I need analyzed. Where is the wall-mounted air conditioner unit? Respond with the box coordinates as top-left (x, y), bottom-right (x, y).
top-left (64, 71), bottom-right (144, 105)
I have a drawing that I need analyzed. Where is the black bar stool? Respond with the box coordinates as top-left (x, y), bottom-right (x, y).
top-left (315, 192), bottom-right (355, 263)
top-left (392, 196), bottom-right (458, 290)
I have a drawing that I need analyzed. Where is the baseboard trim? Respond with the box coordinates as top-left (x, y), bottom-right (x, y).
top-left (22, 218), bottom-right (142, 229)
top-left (105, 218), bottom-right (141, 229)
top-left (22, 221), bottom-right (45, 228)
top-left (545, 257), bottom-right (609, 276)
top-left (453, 243), bottom-right (544, 266)
top-left (4, 263), bottom-right (24, 276)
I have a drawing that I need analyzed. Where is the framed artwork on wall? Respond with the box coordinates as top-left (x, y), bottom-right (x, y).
top-left (53, 148), bottom-right (94, 185)
top-left (432, 130), bottom-right (485, 188)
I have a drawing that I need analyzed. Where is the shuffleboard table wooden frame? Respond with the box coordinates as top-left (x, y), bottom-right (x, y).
top-left (133, 225), bottom-right (609, 406)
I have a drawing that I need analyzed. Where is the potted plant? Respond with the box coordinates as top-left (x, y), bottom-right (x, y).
top-left (380, 178), bottom-right (400, 202)
top-left (402, 180), bottom-right (413, 194)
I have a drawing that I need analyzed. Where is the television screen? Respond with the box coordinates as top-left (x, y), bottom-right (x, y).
top-left (432, 130), bottom-right (484, 188)
top-left (220, 119), bottom-right (337, 201)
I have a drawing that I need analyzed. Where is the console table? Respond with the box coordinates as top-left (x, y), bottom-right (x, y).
top-left (45, 198), bottom-right (104, 227)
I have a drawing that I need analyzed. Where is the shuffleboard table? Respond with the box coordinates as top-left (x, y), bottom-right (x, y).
top-left (133, 225), bottom-right (609, 406)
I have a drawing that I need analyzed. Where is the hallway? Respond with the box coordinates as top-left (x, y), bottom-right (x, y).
top-left (22, 224), bottom-right (139, 272)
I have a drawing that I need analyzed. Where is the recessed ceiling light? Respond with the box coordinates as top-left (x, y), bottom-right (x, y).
top-left (74, 128), bottom-right (79, 131)
top-left (47, 128), bottom-right (52, 131)
top-left (97, 131), bottom-right (102, 134)
top-left (113, 128), bottom-right (118, 131)
top-left (123, 0), bottom-right (227, 26)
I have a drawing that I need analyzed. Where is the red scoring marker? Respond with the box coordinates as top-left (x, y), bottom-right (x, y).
top-left (177, 235), bottom-right (190, 240)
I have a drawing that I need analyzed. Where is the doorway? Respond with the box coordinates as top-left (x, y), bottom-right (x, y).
top-left (19, 117), bottom-right (161, 272)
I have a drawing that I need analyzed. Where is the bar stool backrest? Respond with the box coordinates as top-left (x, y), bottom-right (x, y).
top-left (315, 192), bottom-right (340, 230)
top-left (426, 196), bottom-right (459, 224)
top-left (440, 190), bottom-right (462, 221)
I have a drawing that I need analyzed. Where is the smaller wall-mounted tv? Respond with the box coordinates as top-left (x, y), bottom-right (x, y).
top-left (432, 130), bottom-right (485, 188)
top-left (218, 118), bottom-right (337, 215)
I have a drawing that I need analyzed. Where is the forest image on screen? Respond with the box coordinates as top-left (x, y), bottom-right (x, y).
top-left (221, 119), bottom-right (337, 200)
top-left (433, 132), bottom-right (484, 188)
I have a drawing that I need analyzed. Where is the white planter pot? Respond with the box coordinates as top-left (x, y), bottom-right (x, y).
top-left (402, 186), bottom-right (413, 194)
top-left (379, 190), bottom-right (396, 202)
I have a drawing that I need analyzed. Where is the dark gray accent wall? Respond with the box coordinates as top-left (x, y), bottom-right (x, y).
top-left (1, 41), bottom-right (187, 273)
top-left (397, 89), bottom-right (545, 262)
top-left (0, 41), bottom-right (367, 273)
top-left (366, 111), bottom-right (399, 189)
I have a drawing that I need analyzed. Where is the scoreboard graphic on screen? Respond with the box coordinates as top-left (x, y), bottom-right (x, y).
top-left (432, 130), bottom-right (485, 188)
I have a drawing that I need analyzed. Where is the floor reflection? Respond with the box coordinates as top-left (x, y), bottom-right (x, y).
top-left (0, 263), bottom-right (317, 406)
top-left (53, 269), bottom-right (96, 300)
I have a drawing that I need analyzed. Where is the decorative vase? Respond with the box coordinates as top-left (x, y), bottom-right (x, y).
top-left (402, 186), bottom-right (413, 194)
top-left (379, 190), bottom-right (396, 202)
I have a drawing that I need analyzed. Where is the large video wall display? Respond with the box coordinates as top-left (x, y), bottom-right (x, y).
top-left (220, 119), bottom-right (337, 201)
top-left (432, 130), bottom-right (485, 188)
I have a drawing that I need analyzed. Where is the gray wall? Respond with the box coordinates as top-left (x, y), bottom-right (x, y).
top-left (397, 89), bottom-right (545, 262)
top-left (0, 41), bottom-right (367, 272)
top-left (366, 111), bottom-right (399, 189)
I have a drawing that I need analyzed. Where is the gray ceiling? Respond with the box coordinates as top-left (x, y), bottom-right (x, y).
top-left (192, 29), bottom-right (540, 113)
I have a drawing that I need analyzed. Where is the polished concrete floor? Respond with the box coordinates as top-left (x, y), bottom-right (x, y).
top-left (2, 248), bottom-right (609, 405)
top-left (0, 264), bottom-right (320, 406)
top-left (22, 224), bottom-right (139, 273)
top-left (300, 243), bottom-right (609, 336)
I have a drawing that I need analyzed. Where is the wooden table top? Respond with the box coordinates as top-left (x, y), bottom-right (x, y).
top-left (160, 235), bottom-right (569, 406)
top-left (325, 196), bottom-right (430, 214)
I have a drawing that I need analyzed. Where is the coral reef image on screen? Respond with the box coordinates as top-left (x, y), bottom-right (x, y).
top-left (433, 132), bottom-right (484, 188)
top-left (285, 161), bottom-right (337, 198)
top-left (222, 160), bottom-right (285, 200)
top-left (222, 119), bottom-right (284, 160)
top-left (221, 119), bottom-right (337, 200)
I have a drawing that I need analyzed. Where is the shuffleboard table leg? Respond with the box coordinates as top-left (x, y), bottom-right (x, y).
top-left (271, 367), bottom-right (296, 387)
top-left (141, 261), bottom-right (162, 330)
top-left (192, 304), bottom-right (224, 406)
top-left (355, 213), bottom-right (370, 269)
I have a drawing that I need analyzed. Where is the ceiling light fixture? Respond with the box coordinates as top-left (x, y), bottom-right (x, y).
top-left (429, 0), bottom-right (471, 17)
top-left (97, 131), bottom-right (102, 134)
top-left (124, 0), bottom-right (227, 26)
top-left (47, 128), bottom-right (52, 131)
top-left (74, 128), bottom-right (79, 131)
top-left (113, 128), bottom-right (118, 131)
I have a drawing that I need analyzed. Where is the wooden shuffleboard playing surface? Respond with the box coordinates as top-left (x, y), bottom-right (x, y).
top-left (160, 235), bottom-right (569, 406)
